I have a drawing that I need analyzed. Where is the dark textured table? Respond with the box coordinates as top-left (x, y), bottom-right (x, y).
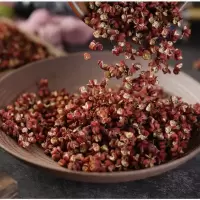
top-left (1, 22), bottom-right (200, 199)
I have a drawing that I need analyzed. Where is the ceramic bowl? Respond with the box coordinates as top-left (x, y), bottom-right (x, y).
top-left (0, 52), bottom-right (200, 183)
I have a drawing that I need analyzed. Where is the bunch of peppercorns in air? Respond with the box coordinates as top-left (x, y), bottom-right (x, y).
top-left (85, 2), bottom-right (190, 75)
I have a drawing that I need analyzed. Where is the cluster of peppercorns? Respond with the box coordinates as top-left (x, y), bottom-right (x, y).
top-left (0, 22), bottom-right (51, 70)
top-left (0, 78), bottom-right (200, 172)
top-left (84, 2), bottom-right (191, 76)
top-left (0, 2), bottom-right (198, 173)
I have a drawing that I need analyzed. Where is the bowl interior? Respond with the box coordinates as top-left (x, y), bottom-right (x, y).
top-left (0, 52), bottom-right (200, 183)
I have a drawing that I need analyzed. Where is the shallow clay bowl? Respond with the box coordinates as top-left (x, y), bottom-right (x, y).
top-left (0, 52), bottom-right (200, 183)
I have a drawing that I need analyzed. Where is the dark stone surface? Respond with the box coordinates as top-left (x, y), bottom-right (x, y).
top-left (1, 148), bottom-right (200, 198)
top-left (1, 22), bottom-right (200, 199)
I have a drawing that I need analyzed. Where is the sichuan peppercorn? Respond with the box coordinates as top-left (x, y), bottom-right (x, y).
top-left (84, 2), bottom-right (191, 76)
top-left (0, 2), bottom-right (198, 173)
top-left (0, 78), bottom-right (199, 172)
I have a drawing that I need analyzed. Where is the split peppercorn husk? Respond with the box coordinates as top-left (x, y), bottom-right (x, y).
top-left (0, 22), bottom-right (51, 70)
top-left (84, 2), bottom-right (191, 76)
top-left (0, 78), bottom-right (200, 172)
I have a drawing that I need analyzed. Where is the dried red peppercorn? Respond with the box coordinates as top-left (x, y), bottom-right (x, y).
top-left (83, 52), bottom-right (91, 60)
top-left (0, 2), bottom-right (198, 173)
top-left (84, 2), bottom-right (190, 76)
top-left (0, 77), bottom-right (199, 172)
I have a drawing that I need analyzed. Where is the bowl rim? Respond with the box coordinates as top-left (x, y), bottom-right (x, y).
top-left (1, 52), bottom-right (200, 179)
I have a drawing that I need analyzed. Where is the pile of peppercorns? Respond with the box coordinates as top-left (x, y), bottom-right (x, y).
top-left (0, 2), bottom-right (199, 173)
top-left (0, 22), bottom-right (51, 70)
top-left (0, 77), bottom-right (200, 172)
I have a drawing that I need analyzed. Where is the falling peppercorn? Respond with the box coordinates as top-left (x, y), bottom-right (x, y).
top-left (83, 52), bottom-right (91, 60)
top-left (84, 2), bottom-right (191, 76)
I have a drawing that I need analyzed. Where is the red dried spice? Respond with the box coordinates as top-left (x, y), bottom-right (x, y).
top-left (0, 78), bottom-right (199, 172)
top-left (0, 22), bottom-right (51, 70)
top-left (0, 2), bottom-right (197, 173)
top-left (84, 2), bottom-right (191, 76)
top-left (84, 52), bottom-right (91, 60)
